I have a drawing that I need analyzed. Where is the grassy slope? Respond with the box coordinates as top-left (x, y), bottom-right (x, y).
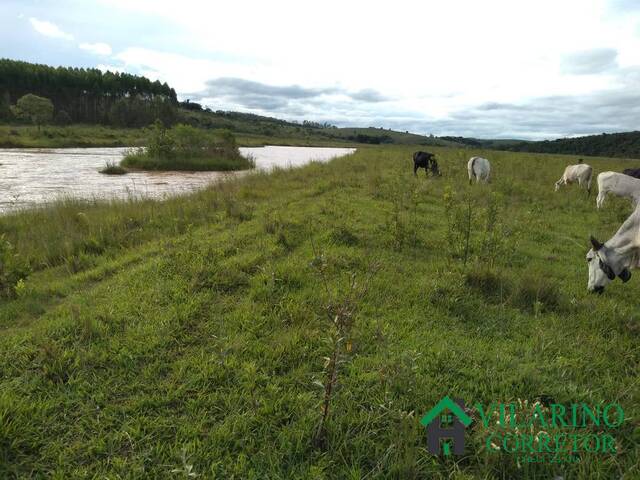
top-left (0, 124), bottom-right (148, 148)
top-left (315, 127), bottom-right (461, 146)
top-left (177, 110), bottom-right (456, 147)
top-left (0, 124), bottom-right (360, 149)
top-left (1, 147), bottom-right (639, 478)
top-left (0, 112), bottom-right (458, 149)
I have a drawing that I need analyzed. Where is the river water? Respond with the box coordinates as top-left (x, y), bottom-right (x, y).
top-left (0, 146), bottom-right (355, 213)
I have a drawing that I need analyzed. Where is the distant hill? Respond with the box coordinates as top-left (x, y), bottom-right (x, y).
top-left (440, 136), bottom-right (529, 150)
top-left (502, 131), bottom-right (640, 159)
top-left (5, 59), bottom-right (640, 154)
top-left (0, 58), bottom-right (456, 146)
top-left (179, 107), bottom-right (459, 146)
top-left (443, 132), bottom-right (640, 159)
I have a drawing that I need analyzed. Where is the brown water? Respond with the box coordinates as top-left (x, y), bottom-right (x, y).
top-left (0, 146), bottom-right (355, 213)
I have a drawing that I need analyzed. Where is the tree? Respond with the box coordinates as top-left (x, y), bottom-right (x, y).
top-left (0, 59), bottom-right (178, 126)
top-left (11, 94), bottom-right (54, 130)
top-left (54, 110), bottom-right (72, 126)
top-left (0, 91), bottom-right (12, 121)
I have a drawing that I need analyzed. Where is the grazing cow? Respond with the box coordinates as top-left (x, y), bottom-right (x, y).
top-left (413, 151), bottom-right (441, 177)
top-left (596, 171), bottom-right (640, 208)
top-left (586, 205), bottom-right (640, 293)
top-left (623, 168), bottom-right (640, 179)
top-left (554, 164), bottom-right (593, 195)
top-left (467, 157), bottom-right (490, 184)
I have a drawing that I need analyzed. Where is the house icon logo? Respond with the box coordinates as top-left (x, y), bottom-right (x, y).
top-left (420, 396), bottom-right (472, 456)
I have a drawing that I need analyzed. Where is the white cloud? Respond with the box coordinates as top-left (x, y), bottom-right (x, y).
top-left (79, 42), bottom-right (112, 56)
top-left (62, 0), bottom-right (640, 137)
top-left (29, 17), bottom-right (74, 40)
top-left (96, 64), bottom-right (127, 74)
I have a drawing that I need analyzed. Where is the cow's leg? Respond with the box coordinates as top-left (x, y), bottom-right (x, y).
top-left (554, 179), bottom-right (563, 192)
top-left (413, 163), bottom-right (418, 176)
top-left (596, 191), bottom-right (606, 209)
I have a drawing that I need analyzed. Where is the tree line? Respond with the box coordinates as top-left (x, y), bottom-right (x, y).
top-left (505, 132), bottom-right (640, 159)
top-left (441, 132), bottom-right (640, 159)
top-left (0, 58), bottom-right (178, 127)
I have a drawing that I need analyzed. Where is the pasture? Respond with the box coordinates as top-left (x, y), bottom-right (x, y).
top-left (0, 146), bottom-right (638, 478)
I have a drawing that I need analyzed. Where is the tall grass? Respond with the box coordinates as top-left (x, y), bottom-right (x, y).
top-left (0, 145), bottom-right (638, 478)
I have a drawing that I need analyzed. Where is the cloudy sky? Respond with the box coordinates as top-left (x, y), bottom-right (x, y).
top-left (1, 0), bottom-right (640, 139)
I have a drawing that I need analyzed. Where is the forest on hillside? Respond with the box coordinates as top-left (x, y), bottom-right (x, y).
top-left (506, 131), bottom-right (640, 158)
top-left (443, 132), bottom-right (640, 159)
top-left (0, 58), bottom-right (178, 127)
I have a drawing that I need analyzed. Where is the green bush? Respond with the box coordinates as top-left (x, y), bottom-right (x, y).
top-left (54, 110), bottom-right (72, 126)
top-left (121, 121), bottom-right (254, 171)
top-left (99, 161), bottom-right (127, 175)
top-left (0, 234), bottom-right (30, 298)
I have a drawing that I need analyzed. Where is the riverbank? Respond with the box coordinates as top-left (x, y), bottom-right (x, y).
top-left (0, 145), bottom-right (637, 478)
top-left (0, 124), bottom-right (358, 149)
top-left (0, 124), bottom-right (147, 148)
top-left (0, 145), bottom-right (354, 213)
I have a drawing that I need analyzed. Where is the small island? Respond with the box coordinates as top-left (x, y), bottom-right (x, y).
top-left (118, 121), bottom-right (254, 172)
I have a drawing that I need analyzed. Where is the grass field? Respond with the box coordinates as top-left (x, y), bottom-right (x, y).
top-left (0, 124), bottom-right (149, 148)
top-left (0, 146), bottom-right (638, 478)
top-left (0, 124), bottom-right (357, 149)
top-left (0, 121), bottom-right (453, 150)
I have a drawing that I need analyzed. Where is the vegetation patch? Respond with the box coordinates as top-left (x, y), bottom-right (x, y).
top-left (121, 122), bottom-right (254, 171)
top-left (510, 272), bottom-right (567, 314)
top-left (465, 266), bottom-right (509, 303)
top-left (98, 161), bottom-right (127, 175)
top-left (0, 146), bottom-right (638, 478)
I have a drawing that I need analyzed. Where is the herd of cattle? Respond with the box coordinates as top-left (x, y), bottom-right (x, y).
top-left (412, 151), bottom-right (640, 293)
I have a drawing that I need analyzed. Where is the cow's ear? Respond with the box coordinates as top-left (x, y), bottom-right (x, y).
top-left (590, 235), bottom-right (604, 250)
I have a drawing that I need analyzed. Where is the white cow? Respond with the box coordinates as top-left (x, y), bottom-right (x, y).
top-left (596, 171), bottom-right (640, 209)
top-left (586, 204), bottom-right (640, 293)
top-left (467, 157), bottom-right (490, 184)
top-left (554, 164), bottom-right (593, 195)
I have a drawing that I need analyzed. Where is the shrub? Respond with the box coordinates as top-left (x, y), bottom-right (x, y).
top-left (510, 273), bottom-right (565, 314)
top-left (99, 161), bottom-right (127, 175)
top-left (0, 234), bottom-right (30, 298)
top-left (465, 267), bottom-right (509, 302)
top-left (121, 122), bottom-right (253, 171)
top-left (54, 110), bottom-right (72, 126)
top-left (11, 94), bottom-right (54, 130)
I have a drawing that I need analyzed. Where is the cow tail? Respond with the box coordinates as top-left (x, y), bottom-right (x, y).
top-left (471, 157), bottom-right (477, 178)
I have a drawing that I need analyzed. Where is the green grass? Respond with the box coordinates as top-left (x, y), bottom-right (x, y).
top-left (99, 161), bottom-right (128, 175)
top-left (0, 146), bottom-right (639, 478)
top-left (0, 124), bottom-right (148, 148)
top-left (0, 115), bottom-right (458, 149)
top-left (0, 123), bottom-right (358, 149)
top-left (120, 148), bottom-right (255, 172)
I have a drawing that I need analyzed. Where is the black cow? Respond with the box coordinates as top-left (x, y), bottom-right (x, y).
top-left (413, 151), bottom-right (441, 177)
top-left (623, 168), bottom-right (640, 179)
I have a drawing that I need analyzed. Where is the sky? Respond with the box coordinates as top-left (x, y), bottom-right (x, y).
top-left (1, 0), bottom-right (640, 139)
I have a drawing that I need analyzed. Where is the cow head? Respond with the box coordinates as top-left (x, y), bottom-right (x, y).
top-left (586, 235), bottom-right (632, 293)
